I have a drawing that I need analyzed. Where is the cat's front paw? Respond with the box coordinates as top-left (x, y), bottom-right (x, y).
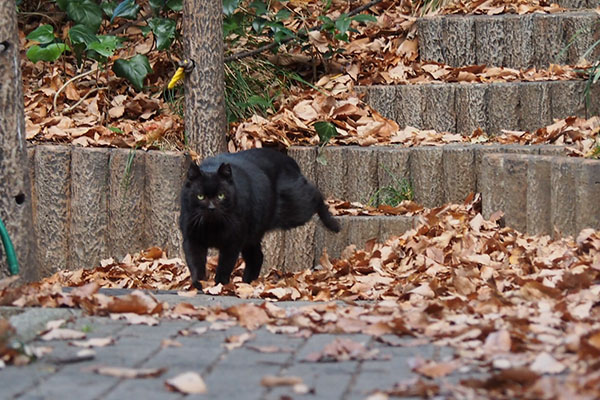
top-left (214, 273), bottom-right (231, 285)
top-left (192, 280), bottom-right (203, 291)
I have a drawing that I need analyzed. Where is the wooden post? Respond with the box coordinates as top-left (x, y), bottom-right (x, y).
top-left (0, 2), bottom-right (38, 280)
top-left (182, 0), bottom-right (227, 158)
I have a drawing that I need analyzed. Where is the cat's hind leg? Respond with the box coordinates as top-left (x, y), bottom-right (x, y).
top-left (215, 245), bottom-right (241, 285)
top-left (182, 239), bottom-right (207, 290)
top-left (242, 243), bottom-right (264, 283)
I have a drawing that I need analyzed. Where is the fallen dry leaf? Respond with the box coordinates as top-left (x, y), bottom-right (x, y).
top-left (70, 337), bottom-right (114, 348)
top-left (92, 366), bottom-right (166, 379)
top-left (40, 328), bottom-right (86, 341)
top-left (165, 371), bottom-right (207, 394)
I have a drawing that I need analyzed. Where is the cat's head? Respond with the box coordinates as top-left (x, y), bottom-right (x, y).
top-left (184, 162), bottom-right (236, 216)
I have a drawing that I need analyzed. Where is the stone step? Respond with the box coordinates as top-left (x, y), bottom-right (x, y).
top-left (559, 0), bottom-right (600, 8)
top-left (418, 11), bottom-right (600, 69)
top-left (480, 153), bottom-right (600, 237)
top-left (358, 80), bottom-right (599, 134)
top-left (20, 143), bottom-right (595, 280)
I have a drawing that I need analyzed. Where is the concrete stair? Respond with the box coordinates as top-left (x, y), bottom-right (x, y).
top-left (6, 6), bottom-right (600, 280)
top-left (418, 11), bottom-right (600, 69)
top-left (359, 80), bottom-right (599, 134)
top-left (16, 143), bottom-right (599, 279)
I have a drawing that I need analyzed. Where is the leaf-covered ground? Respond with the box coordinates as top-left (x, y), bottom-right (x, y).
top-left (19, 0), bottom-right (599, 154)
top-left (2, 195), bottom-right (600, 397)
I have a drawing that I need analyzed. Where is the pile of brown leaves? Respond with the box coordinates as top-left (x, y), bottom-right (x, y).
top-left (2, 195), bottom-right (600, 397)
top-left (20, 20), bottom-right (184, 150)
top-left (20, 0), bottom-right (590, 152)
top-left (231, 89), bottom-right (600, 154)
top-left (435, 0), bottom-right (564, 16)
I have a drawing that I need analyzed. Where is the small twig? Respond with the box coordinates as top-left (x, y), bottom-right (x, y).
top-left (53, 68), bottom-right (97, 115)
top-left (62, 87), bottom-right (107, 113)
top-left (19, 11), bottom-right (60, 26)
top-left (224, 0), bottom-right (384, 63)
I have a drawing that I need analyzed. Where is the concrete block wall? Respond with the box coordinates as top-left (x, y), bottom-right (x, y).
top-left (481, 153), bottom-right (600, 237)
top-left (22, 143), bottom-right (598, 279)
top-left (358, 80), bottom-right (598, 135)
top-left (418, 12), bottom-right (600, 69)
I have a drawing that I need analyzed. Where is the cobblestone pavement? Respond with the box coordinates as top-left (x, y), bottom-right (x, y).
top-left (0, 291), bottom-right (473, 400)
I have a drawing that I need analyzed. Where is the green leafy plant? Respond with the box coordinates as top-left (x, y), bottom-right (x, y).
top-left (26, 24), bottom-right (70, 63)
top-left (589, 141), bottom-right (600, 159)
top-left (314, 121), bottom-right (338, 165)
top-left (368, 165), bottom-right (413, 207)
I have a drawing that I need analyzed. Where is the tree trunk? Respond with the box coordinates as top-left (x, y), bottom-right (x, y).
top-left (0, 2), bottom-right (38, 281)
top-left (183, 0), bottom-right (227, 159)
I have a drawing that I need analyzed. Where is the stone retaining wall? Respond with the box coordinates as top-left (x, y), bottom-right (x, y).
top-left (14, 143), bottom-right (598, 279)
top-left (358, 80), bottom-right (599, 135)
top-left (418, 11), bottom-right (600, 69)
top-left (481, 153), bottom-right (600, 236)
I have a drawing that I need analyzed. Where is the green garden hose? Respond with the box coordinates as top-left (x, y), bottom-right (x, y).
top-left (0, 217), bottom-right (19, 275)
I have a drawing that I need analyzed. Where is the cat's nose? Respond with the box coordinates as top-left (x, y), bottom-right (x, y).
top-left (207, 202), bottom-right (216, 210)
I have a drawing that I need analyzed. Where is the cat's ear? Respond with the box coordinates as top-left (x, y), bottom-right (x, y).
top-left (218, 163), bottom-right (232, 181)
top-left (187, 162), bottom-right (203, 181)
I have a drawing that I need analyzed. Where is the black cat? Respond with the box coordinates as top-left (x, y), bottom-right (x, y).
top-left (179, 148), bottom-right (340, 289)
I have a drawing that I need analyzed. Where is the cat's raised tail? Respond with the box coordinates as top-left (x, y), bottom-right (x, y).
top-left (317, 200), bottom-right (341, 232)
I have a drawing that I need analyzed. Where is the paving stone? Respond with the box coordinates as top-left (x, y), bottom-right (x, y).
top-left (527, 156), bottom-right (554, 236)
top-left (533, 13), bottom-right (567, 67)
top-left (102, 379), bottom-right (181, 400)
top-left (283, 218), bottom-right (317, 273)
top-left (9, 308), bottom-right (80, 342)
top-left (538, 145), bottom-right (569, 157)
top-left (442, 144), bottom-right (476, 204)
top-left (417, 16), bottom-right (444, 63)
top-left (443, 16), bottom-right (476, 66)
top-left (347, 217), bottom-right (381, 251)
top-left (108, 148), bottom-right (146, 260)
top-left (287, 146), bottom-right (318, 184)
top-left (33, 145), bottom-right (71, 275)
top-left (0, 363), bottom-right (55, 399)
top-left (21, 364), bottom-right (118, 400)
top-left (70, 147), bottom-right (110, 270)
top-left (345, 146), bottom-right (379, 203)
top-left (455, 84), bottom-right (488, 134)
top-left (487, 83), bottom-right (520, 135)
top-left (395, 85), bottom-right (424, 129)
top-left (475, 15), bottom-right (506, 67)
top-left (551, 157), bottom-right (579, 236)
top-left (361, 85), bottom-right (398, 122)
top-left (563, 12), bottom-right (599, 65)
top-left (586, 78), bottom-right (600, 118)
top-left (558, 0), bottom-right (588, 7)
top-left (379, 216), bottom-right (417, 242)
top-left (550, 80), bottom-right (587, 120)
top-left (480, 153), bottom-right (506, 221)
top-left (145, 151), bottom-right (186, 259)
top-left (261, 230), bottom-right (284, 274)
top-left (575, 159), bottom-right (600, 234)
top-left (502, 155), bottom-right (529, 233)
top-left (519, 82), bottom-right (551, 132)
top-left (422, 84), bottom-right (456, 133)
top-left (505, 14), bottom-right (535, 68)
top-left (203, 363), bottom-right (281, 400)
top-left (314, 216), bottom-right (350, 262)
top-left (376, 147), bottom-right (411, 206)
top-left (295, 333), bottom-right (371, 362)
top-left (316, 146), bottom-right (347, 200)
top-left (410, 146), bottom-right (444, 208)
top-left (266, 364), bottom-right (355, 400)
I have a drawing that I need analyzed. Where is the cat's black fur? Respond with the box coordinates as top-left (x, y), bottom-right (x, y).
top-left (179, 148), bottom-right (340, 289)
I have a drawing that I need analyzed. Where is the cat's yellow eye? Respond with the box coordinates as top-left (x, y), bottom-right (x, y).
top-left (217, 193), bottom-right (225, 200)
top-left (197, 194), bottom-right (205, 201)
